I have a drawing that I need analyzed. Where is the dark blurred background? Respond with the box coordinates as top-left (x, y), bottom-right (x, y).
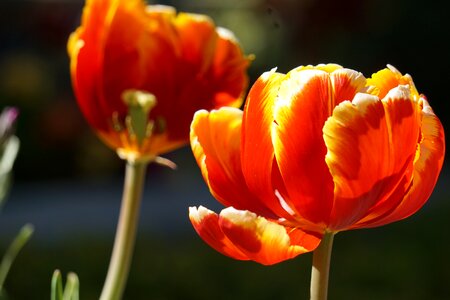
top-left (0, 0), bottom-right (449, 299)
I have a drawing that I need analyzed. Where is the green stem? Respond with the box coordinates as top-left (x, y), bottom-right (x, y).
top-left (310, 231), bottom-right (335, 300)
top-left (99, 161), bottom-right (147, 300)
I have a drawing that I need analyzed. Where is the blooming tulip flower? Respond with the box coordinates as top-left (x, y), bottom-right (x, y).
top-left (189, 64), bottom-right (444, 298)
top-left (68, 0), bottom-right (250, 163)
top-left (68, 1), bottom-right (251, 299)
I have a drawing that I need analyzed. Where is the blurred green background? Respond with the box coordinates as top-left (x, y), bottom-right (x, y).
top-left (0, 0), bottom-right (449, 299)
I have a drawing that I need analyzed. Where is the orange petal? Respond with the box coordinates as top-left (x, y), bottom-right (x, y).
top-left (218, 207), bottom-right (321, 265)
top-left (190, 108), bottom-right (275, 217)
top-left (294, 63), bottom-right (343, 74)
top-left (175, 13), bottom-right (217, 75)
top-left (367, 65), bottom-right (418, 99)
top-left (210, 27), bottom-right (250, 108)
top-left (68, 0), bottom-right (119, 132)
top-left (101, 1), bottom-right (175, 117)
top-left (330, 68), bottom-right (367, 104)
top-left (324, 86), bottom-right (422, 230)
top-left (272, 69), bottom-right (334, 224)
top-left (158, 13), bottom-right (248, 144)
top-left (241, 70), bottom-right (294, 219)
top-left (356, 97), bottom-right (445, 228)
top-left (189, 206), bottom-right (249, 260)
top-left (99, 0), bottom-right (159, 121)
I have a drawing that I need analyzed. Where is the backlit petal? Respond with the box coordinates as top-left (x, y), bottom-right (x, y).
top-left (356, 97), bottom-right (445, 227)
top-left (175, 13), bottom-right (217, 75)
top-left (68, 0), bottom-right (119, 133)
top-left (218, 207), bottom-right (321, 265)
top-left (158, 13), bottom-right (248, 145)
top-left (324, 86), bottom-right (422, 230)
top-left (211, 27), bottom-right (250, 108)
top-left (330, 68), bottom-right (367, 104)
top-left (101, 1), bottom-right (177, 153)
top-left (190, 108), bottom-right (274, 216)
top-left (367, 65), bottom-right (418, 99)
top-left (295, 63), bottom-right (343, 74)
top-left (241, 70), bottom-right (291, 219)
top-left (189, 206), bottom-right (248, 260)
top-left (272, 69), bottom-right (334, 224)
top-left (103, 3), bottom-right (178, 112)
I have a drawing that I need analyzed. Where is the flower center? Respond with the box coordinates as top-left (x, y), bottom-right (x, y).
top-left (121, 89), bottom-right (157, 146)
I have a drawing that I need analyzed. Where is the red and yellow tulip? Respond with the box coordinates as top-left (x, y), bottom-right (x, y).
top-left (189, 64), bottom-right (445, 265)
top-left (68, 0), bottom-right (250, 162)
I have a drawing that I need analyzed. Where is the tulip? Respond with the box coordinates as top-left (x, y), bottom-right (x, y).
top-left (189, 64), bottom-right (445, 298)
top-left (68, 0), bottom-right (250, 163)
top-left (0, 107), bottom-right (20, 204)
top-left (68, 1), bottom-right (250, 299)
top-left (0, 107), bottom-right (18, 147)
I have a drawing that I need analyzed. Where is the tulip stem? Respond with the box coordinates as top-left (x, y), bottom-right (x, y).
top-left (100, 160), bottom-right (147, 300)
top-left (310, 231), bottom-right (335, 300)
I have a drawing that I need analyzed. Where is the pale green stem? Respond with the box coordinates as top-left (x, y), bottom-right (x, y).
top-left (99, 161), bottom-right (147, 300)
top-left (310, 232), bottom-right (335, 300)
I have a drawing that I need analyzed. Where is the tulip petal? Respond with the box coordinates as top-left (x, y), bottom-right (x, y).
top-left (272, 69), bottom-right (334, 224)
top-left (241, 70), bottom-right (294, 219)
top-left (294, 63), bottom-right (343, 74)
top-left (190, 108), bottom-right (275, 217)
top-left (324, 86), bottom-right (422, 230)
top-left (356, 97), bottom-right (445, 227)
top-left (189, 206), bottom-right (249, 260)
top-left (155, 13), bottom-right (248, 144)
top-left (330, 68), bottom-right (367, 104)
top-left (218, 207), bottom-right (321, 265)
top-left (103, 4), bottom-right (181, 154)
top-left (68, 0), bottom-right (119, 132)
top-left (175, 13), bottom-right (217, 75)
top-left (367, 65), bottom-right (418, 99)
top-left (211, 27), bottom-right (250, 108)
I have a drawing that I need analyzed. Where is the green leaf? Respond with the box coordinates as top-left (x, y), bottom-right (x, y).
top-left (0, 224), bottom-right (34, 292)
top-left (63, 273), bottom-right (79, 300)
top-left (51, 270), bottom-right (63, 300)
top-left (51, 271), bottom-right (79, 300)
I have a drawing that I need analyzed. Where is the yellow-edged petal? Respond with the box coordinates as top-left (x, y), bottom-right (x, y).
top-left (189, 206), bottom-right (249, 260)
top-left (324, 86), bottom-right (422, 230)
top-left (272, 68), bottom-right (334, 224)
top-left (241, 69), bottom-right (294, 219)
top-left (190, 108), bottom-right (275, 217)
top-left (367, 65), bottom-right (419, 99)
top-left (355, 97), bottom-right (445, 227)
top-left (330, 68), bottom-right (367, 104)
top-left (293, 63), bottom-right (343, 74)
top-left (218, 207), bottom-right (321, 265)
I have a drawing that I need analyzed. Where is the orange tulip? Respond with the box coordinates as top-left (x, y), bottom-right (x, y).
top-left (68, 0), bottom-right (250, 162)
top-left (189, 64), bottom-right (445, 265)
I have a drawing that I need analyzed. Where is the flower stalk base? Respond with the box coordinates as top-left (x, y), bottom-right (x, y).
top-left (310, 232), bottom-right (335, 300)
top-left (99, 160), bottom-right (147, 300)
